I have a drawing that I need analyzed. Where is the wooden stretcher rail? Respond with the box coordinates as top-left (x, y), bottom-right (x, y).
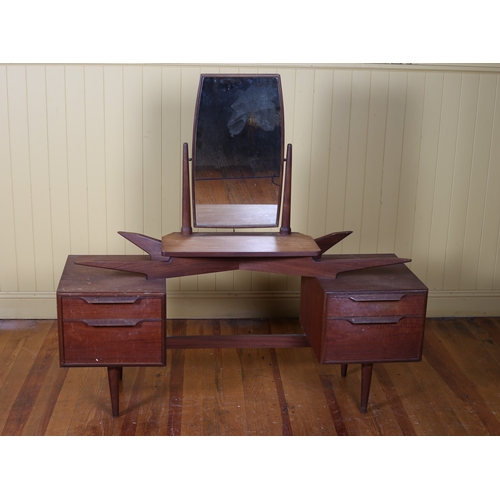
top-left (165, 334), bottom-right (311, 349)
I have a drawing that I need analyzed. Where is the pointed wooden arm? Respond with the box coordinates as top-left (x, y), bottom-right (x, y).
top-left (314, 231), bottom-right (352, 255)
top-left (77, 254), bottom-right (410, 280)
top-left (118, 231), bottom-right (170, 261)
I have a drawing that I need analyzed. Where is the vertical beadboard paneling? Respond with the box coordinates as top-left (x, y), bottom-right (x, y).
top-left (308, 68), bottom-right (334, 238)
top-left (103, 65), bottom-right (126, 254)
top-left (85, 65), bottom-right (107, 254)
top-left (290, 69), bottom-right (314, 235)
top-left (410, 72), bottom-right (444, 283)
top-left (142, 66), bottom-right (163, 241)
top-left (26, 65), bottom-right (54, 291)
top-left (65, 65), bottom-right (89, 255)
top-left (123, 66), bottom-right (144, 253)
top-left (0, 65), bottom-right (18, 291)
top-left (162, 66), bottom-right (182, 294)
top-left (460, 74), bottom-right (497, 290)
top-left (478, 76), bottom-right (500, 290)
top-left (360, 70), bottom-right (389, 253)
top-left (161, 66), bottom-right (182, 235)
top-left (6, 65), bottom-right (36, 291)
top-left (443, 74), bottom-right (480, 290)
top-left (426, 72), bottom-right (461, 291)
top-left (342, 70), bottom-right (371, 254)
top-left (325, 70), bottom-right (352, 250)
top-left (2, 64), bottom-right (500, 318)
top-left (394, 71), bottom-right (425, 264)
top-left (46, 65), bottom-right (71, 284)
top-left (377, 71), bottom-right (407, 254)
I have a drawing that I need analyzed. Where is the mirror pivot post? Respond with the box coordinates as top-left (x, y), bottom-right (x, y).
top-left (280, 143), bottom-right (292, 235)
top-left (181, 142), bottom-right (193, 235)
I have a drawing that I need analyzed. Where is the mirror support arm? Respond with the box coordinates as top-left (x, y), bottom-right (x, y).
top-left (280, 143), bottom-right (292, 235)
top-left (181, 142), bottom-right (193, 235)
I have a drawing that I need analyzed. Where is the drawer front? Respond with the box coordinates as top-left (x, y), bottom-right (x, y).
top-left (322, 316), bottom-right (425, 364)
top-left (61, 296), bottom-right (163, 320)
top-left (61, 320), bottom-right (165, 366)
top-left (326, 292), bottom-right (426, 318)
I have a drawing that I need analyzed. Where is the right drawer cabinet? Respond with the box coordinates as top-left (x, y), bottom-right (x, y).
top-left (300, 260), bottom-right (428, 365)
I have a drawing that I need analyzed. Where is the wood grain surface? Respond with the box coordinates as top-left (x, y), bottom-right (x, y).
top-left (1, 317), bottom-right (500, 436)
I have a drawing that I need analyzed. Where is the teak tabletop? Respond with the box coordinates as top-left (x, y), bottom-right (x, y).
top-left (161, 232), bottom-right (321, 257)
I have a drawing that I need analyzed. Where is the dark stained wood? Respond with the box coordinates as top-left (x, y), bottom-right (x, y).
top-left (57, 256), bottom-right (167, 418)
top-left (2, 317), bottom-right (500, 435)
top-left (65, 256), bottom-right (424, 416)
top-left (76, 256), bottom-right (240, 280)
top-left (117, 232), bottom-right (170, 261)
top-left (280, 143), bottom-right (292, 235)
top-left (181, 142), bottom-right (192, 235)
top-left (301, 263), bottom-right (428, 364)
top-left (300, 263), bottom-right (428, 412)
top-left (107, 367), bottom-right (120, 417)
top-left (161, 231), bottom-right (321, 257)
top-left (360, 364), bottom-right (373, 413)
top-left (314, 231), bottom-right (352, 254)
top-left (166, 333), bottom-right (309, 349)
top-left (77, 253), bottom-right (411, 281)
top-left (237, 255), bottom-right (411, 279)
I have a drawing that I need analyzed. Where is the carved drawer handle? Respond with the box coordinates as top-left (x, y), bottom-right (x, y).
top-left (80, 297), bottom-right (142, 305)
top-left (81, 319), bottom-right (145, 327)
top-left (348, 294), bottom-right (405, 302)
top-left (345, 316), bottom-right (403, 325)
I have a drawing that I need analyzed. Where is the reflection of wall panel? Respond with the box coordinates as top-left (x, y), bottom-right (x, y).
top-left (1, 64), bottom-right (500, 318)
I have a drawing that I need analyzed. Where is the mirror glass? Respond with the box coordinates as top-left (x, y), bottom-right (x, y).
top-left (193, 75), bottom-right (284, 228)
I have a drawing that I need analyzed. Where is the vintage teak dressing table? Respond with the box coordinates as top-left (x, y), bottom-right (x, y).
top-left (57, 75), bottom-right (428, 418)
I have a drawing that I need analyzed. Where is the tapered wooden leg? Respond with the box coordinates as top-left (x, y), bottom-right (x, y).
top-left (107, 367), bottom-right (121, 418)
top-left (360, 364), bottom-right (373, 414)
top-left (341, 364), bottom-right (348, 377)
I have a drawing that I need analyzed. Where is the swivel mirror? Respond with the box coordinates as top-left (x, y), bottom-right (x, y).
top-left (192, 74), bottom-right (284, 228)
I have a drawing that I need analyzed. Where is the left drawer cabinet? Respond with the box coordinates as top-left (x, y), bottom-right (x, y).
top-left (57, 255), bottom-right (167, 369)
top-left (59, 297), bottom-right (165, 366)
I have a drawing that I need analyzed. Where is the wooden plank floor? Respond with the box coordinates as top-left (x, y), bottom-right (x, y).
top-left (1, 317), bottom-right (500, 436)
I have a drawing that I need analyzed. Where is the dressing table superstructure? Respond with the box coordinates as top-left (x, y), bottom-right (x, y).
top-left (57, 74), bottom-right (427, 418)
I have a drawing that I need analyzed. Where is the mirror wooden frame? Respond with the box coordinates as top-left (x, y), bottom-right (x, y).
top-left (187, 74), bottom-right (290, 232)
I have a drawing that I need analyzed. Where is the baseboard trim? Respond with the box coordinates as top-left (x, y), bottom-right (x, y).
top-left (425, 290), bottom-right (500, 318)
top-left (1, 290), bottom-right (499, 319)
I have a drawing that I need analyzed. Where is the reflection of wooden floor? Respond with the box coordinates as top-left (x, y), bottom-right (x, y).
top-left (2, 317), bottom-right (500, 435)
top-left (196, 166), bottom-right (278, 179)
top-left (195, 204), bottom-right (278, 227)
top-left (194, 176), bottom-right (280, 205)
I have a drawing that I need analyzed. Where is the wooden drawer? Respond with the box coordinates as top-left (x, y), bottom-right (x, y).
top-left (321, 316), bottom-right (425, 364)
top-left (60, 296), bottom-right (163, 320)
top-left (326, 292), bottom-right (426, 318)
top-left (60, 319), bottom-right (165, 366)
top-left (300, 262), bottom-right (428, 366)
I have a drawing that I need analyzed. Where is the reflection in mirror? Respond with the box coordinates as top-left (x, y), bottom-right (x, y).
top-left (193, 75), bottom-right (284, 228)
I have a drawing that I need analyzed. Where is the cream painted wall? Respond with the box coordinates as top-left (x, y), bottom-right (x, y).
top-left (1, 64), bottom-right (500, 318)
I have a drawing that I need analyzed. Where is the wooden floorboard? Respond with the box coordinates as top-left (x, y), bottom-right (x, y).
top-left (1, 317), bottom-right (499, 436)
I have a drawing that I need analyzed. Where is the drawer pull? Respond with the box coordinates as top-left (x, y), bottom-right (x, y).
top-left (348, 294), bottom-right (405, 302)
top-left (80, 319), bottom-right (145, 327)
top-left (81, 297), bottom-right (141, 305)
top-left (345, 316), bottom-right (403, 325)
